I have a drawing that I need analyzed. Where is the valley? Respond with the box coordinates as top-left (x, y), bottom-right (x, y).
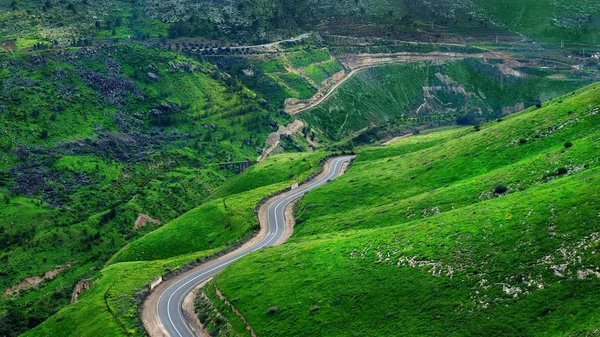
top-left (0, 1), bottom-right (599, 337)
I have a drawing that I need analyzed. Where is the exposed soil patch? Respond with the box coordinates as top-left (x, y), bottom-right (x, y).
top-left (4, 261), bottom-right (77, 296)
top-left (258, 120), bottom-right (305, 161)
top-left (133, 213), bottom-right (162, 230)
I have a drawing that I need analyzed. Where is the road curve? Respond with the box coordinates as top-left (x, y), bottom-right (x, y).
top-left (146, 155), bottom-right (354, 337)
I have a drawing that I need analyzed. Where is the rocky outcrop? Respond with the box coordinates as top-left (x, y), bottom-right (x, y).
top-left (71, 280), bottom-right (90, 303)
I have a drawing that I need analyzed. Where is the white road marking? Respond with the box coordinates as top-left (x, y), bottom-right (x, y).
top-left (160, 157), bottom-right (351, 337)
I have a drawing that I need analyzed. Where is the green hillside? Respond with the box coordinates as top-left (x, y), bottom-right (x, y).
top-left (300, 59), bottom-right (590, 140)
top-left (474, 0), bottom-right (600, 45)
top-left (21, 151), bottom-right (329, 337)
top-left (203, 83), bottom-right (600, 336)
top-left (2, 0), bottom-right (598, 51)
top-left (0, 44), bottom-right (277, 336)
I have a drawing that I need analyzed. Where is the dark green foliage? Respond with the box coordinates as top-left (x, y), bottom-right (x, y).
top-left (493, 183), bottom-right (508, 194)
top-left (0, 44), bottom-right (276, 336)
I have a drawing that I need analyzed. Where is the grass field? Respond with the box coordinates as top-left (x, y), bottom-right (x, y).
top-left (473, 0), bottom-right (600, 45)
top-left (205, 83), bottom-right (600, 336)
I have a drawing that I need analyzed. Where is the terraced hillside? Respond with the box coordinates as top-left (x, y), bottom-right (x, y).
top-left (0, 45), bottom-right (278, 336)
top-left (2, 0), bottom-right (599, 51)
top-left (299, 59), bottom-right (592, 140)
top-left (201, 83), bottom-right (600, 336)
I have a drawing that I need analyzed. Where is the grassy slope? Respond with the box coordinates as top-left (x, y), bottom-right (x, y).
top-left (208, 83), bottom-right (600, 336)
top-left (214, 47), bottom-right (341, 111)
top-left (109, 152), bottom-right (327, 264)
top-left (2, 0), bottom-right (598, 51)
top-left (0, 44), bottom-right (276, 336)
top-left (24, 250), bottom-right (219, 337)
top-left (23, 151), bottom-right (329, 337)
top-left (299, 59), bottom-right (591, 140)
top-left (473, 0), bottom-right (600, 45)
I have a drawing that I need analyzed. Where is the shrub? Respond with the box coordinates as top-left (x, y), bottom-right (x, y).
top-left (493, 184), bottom-right (507, 194)
top-left (557, 167), bottom-right (568, 175)
top-left (536, 103), bottom-right (542, 109)
top-left (564, 142), bottom-right (573, 148)
top-left (474, 125), bottom-right (481, 132)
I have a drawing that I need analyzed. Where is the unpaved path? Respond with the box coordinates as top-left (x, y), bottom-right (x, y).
top-left (286, 51), bottom-right (506, 115)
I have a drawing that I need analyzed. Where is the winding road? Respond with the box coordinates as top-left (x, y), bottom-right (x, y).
top-left (144, 155), bottom-right (354, 337)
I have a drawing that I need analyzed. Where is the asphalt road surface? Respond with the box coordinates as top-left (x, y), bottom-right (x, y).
top-left (153, 155), bottom-right (354, 337)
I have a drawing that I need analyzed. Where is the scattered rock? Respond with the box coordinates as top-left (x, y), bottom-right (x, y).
top-left (147, 72), bottom-right (160, 81)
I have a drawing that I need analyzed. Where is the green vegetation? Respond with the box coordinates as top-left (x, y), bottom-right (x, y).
top-left (24, 250), bottom-right (219, 337)
top-left (474, 0), bottom-right (600, 45)
top-left (2, 0), bottom-right (598, 51)
top-left (286, 49), bottom-right (331, 68)
top-left (111, 152), bottom-right (326, 264)
top-left (0, 44), bottom-right (279, 336)
top-left (213, 49), bottom-right (340, 110)
top-left (207, 83), bottom-right (600, 336)
top-left (20, 151), bottom-right (329, 336)
top-left (302, 60), bottom-right (344, 86)
top-left (300, 59), bottom-right (591, 140)
top-left (277, 72), bottom-right (318, 99)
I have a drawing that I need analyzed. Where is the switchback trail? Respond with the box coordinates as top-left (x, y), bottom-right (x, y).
top-left (143, 155), bottom-right (355, 337)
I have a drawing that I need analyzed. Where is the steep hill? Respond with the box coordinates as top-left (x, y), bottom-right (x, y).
top-left (2, 0), bottom-right (599, 50)
top-left (21, 151), bottom-right (331, 337)
top-left (201, 83), bottom-right (600, 336)
top-left (299, 59), bottom-right (591, 140)
top-left (0, 45), bottom-right (277, 336)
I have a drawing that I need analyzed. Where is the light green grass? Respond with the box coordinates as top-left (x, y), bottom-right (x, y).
top-left (287, 49), bottom-right (332, 68)
top-left (25, 151), bottom-right (331, 336)
top-left (24, 250), bottom-right (219, 337)
top-left (208, 83), bottom-right (600, 337)
top-left (302, 60), bottom-right (344, 86)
